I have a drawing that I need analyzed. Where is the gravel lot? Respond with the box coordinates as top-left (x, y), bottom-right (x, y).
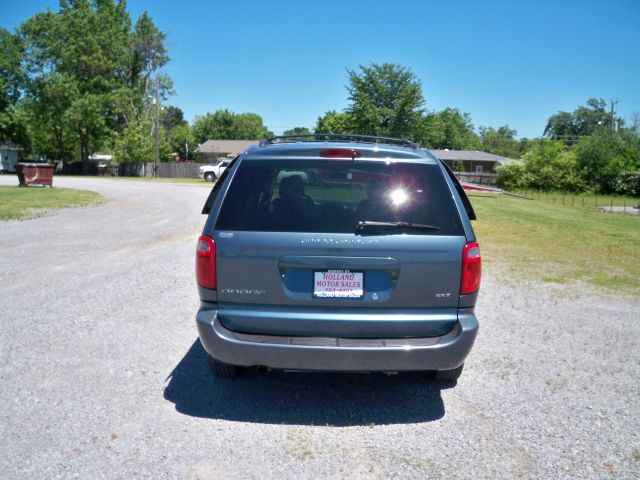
top-left (1, 176), bottom-right (639, 479)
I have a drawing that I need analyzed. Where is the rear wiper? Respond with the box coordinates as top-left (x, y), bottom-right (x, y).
top-left (356, 220), bottom-right (440, 232)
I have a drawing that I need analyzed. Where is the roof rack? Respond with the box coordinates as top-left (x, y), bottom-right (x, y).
top-left (259, 134), bottom-right (420, 150)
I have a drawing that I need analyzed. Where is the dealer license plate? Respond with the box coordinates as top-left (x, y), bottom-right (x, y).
top-left (313, 269), bottom-right (364, 298)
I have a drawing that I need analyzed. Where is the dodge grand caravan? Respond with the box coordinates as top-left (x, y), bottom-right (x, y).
top-left (196, 134), bottom-right (480, 380)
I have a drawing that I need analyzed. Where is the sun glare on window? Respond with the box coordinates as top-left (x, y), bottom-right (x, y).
top-left (389, 188), bottom-right (409, 207)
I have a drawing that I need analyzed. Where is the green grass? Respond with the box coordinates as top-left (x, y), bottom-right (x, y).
top-left (470, 193), bottom-right (640, 295)
top-left (0, 186), bottom-right (102, 220)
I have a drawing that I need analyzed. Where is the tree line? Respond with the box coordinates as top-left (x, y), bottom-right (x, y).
top-left (0, 0), bottom-right (172, 172)
top-left (497, 99), bottom-right (640, 196)
top-left (1, 2), bottom-right (638, 194)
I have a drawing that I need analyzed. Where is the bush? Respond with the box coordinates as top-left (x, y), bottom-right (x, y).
top-left (496, 161), bottom-right (528, 190)
top-left (611, 170), bottom-right (640, 196)
top-left (573, 133), bottom-right (640, 194)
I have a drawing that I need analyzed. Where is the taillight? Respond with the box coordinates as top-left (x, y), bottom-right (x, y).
top-left (461, 241), bottom-right (481, 295)
top-left (320, 148), bottom-right (361, 159)
top-left (196, 235), bottom-right (216, 288)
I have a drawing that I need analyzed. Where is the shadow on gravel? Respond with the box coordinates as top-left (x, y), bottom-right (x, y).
top-left (164, 339), bottom-right (454, 426)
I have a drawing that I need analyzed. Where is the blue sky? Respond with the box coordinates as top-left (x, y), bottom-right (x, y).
top-left (2, 0), bottom-right (640, 139)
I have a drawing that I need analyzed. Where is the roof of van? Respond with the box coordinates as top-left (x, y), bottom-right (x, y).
top-left (243, 141), bottom-right (438, 163)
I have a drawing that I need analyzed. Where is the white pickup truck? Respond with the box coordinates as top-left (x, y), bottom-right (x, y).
top-left (198, 160), bottom-right (231, 182)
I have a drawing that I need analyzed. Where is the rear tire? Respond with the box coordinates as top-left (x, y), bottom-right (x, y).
top-left (434, 363), bottom-right (464, 381)
top-left (204, 172), bottom-right (216, 182)
top-left (207, 355), bottom-right (237, 378)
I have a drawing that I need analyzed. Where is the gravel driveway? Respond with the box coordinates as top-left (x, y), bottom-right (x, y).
top-left (1, 176), bottom-right (638, 479)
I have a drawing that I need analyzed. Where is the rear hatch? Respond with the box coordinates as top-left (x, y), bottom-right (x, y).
top-left (210, 149), bottom-right (467, 338)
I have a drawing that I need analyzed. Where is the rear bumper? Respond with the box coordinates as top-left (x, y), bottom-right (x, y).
top-left (196, 308), bottom-right (478, 372)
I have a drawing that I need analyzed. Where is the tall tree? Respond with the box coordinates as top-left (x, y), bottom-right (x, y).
top-left (192, 109), bottom-right (271, 143)
top-left (346, 63), bottom-right (425, 138)
top-left (0, 27), bottom-right (28, 147)
top-left (130, 11), bottom-right (168, 94)
top-left (23, 72), bottom-right (78, 163)
top-left (162, 105), bottom-right (186, 131)
top-left (573, 131), bottom-right (640, 194)
top-left (416, 108), bottom-right (481, 150)
top-left (479, 125), bottom-right (521, 158)
top-left (167, 123), bottom-right (195, 160)
top-left (282, 126), bottom-right (311, 136)
top-left (544, 98), bottom-right (623, 144)
top-left (19, 1), bottom-right (170, 167)
top-left (314, 111), bottom-right (354, 134)
top-left (234, 113), bottom-right (272, 139)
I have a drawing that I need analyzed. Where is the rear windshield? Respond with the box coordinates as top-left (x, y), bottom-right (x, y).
top-left (215, 159), bottom-right (462, 235)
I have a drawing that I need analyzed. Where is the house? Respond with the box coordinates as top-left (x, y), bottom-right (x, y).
top-left (196, 140), bottom-right (258, 163)
top-left (430, 149), bottom-right (514, 174)
top-left (0, 142), bottom-right (23, 173)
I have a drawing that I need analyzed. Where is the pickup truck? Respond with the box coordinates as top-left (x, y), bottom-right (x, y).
top-left (198, 160), bottom-right (231, 182)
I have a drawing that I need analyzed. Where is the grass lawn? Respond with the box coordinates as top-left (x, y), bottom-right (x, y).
top-left (470, 193), bottom-right (640, 295)
top-left (0, 186), bottom-right (102, 220)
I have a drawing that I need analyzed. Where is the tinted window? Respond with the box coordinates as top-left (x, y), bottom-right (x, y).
top-left (215, 160), bottom-right (462, 235)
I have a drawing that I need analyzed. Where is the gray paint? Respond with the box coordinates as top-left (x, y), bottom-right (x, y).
top-left (197, 309), bottom-right (478, 371)
top-left (197, 139), bottom-right (480, 372)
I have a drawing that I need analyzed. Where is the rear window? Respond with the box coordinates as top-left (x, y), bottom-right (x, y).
top-left (215, 159), bottom-right (462, 235)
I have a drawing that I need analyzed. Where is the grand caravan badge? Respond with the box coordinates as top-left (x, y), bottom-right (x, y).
top-left (220, 289), bottom-right (267, 295)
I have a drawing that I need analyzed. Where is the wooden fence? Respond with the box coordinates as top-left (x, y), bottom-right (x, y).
top-left (114, 162), bottom-right (200, 178)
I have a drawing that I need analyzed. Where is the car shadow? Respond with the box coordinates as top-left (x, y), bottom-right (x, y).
top-left (163, 339), bottom-right (454, 426)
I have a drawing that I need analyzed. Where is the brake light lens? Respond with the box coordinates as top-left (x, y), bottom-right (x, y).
top-left (320, 148), bottom-right (361, 159)
top-left (461, 241), bottom-right (481, 294)
top-left (196, 235), bottom-right (216, 288)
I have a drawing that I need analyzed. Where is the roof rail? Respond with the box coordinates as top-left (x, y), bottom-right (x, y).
top-left (259, 134), bottom-right (420, 150)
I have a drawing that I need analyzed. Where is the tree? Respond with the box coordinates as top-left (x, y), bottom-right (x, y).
top-left (314, 111), bottom-right (354, 134)
top-left (162, 105), bottom-right (186, 131)
top-left (283, 126), bottom-right (311, 136)
top-left (112, 115), bottom-right (171, 163)
top-left (130, 11), bottom-right (169, 95)
top-left (22, 72), bottom-right (78, 163)
top-left (112, 116), bottom-right (154, 163)
top-left (522, 140), bottom-right (585, 191)
top-left (345, 63), bottom-right (425, 138)
top-left (19, 1), bottom-right (170, 169)
top-left (0, 27), bottom-right (29, 147)
top-left (544, 98), bottom-right (623, 144)
top-left (0, 28), bottom-right (23, 109)
top-left (234, 113), bottom-right (272, 139)
top-left (167, 123), bottom-right (195, 161)
top-left (495, 161), bottom-right (529, 191)
top-left (543, 111), bottom-right (576, 141)
top-left (479, 125), bottom-right (521, 158)
top-left (573, 131), bottom-right (640, 194)
top-left (192, 109), bottom-right (271, 143)
top-left (416, 108), bottom-right (481, 150)
top-left (629, 112), bottom-right (640, 137)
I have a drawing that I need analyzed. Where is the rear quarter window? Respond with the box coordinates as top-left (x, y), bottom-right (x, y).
top-left (215, 159), bottom-right (463, 235)
top-left (201, 156), bottom-right (239, 214)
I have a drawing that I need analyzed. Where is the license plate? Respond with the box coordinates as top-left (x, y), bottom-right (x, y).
top-left (313, 269), bottom-right (364, 298)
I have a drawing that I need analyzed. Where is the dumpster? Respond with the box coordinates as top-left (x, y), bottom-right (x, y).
top-left (15, 163), bottom-right (54, 187)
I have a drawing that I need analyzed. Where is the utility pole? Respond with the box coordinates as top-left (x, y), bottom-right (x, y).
top-left (610, 99), bottom-right (618, 134)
